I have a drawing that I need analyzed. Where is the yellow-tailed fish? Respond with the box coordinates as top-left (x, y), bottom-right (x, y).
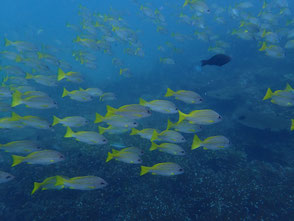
top-left (106, 149), bottom-right (142, 164)
top-left (167, 119), bottom-right (202, 133)
top-left (191, 134), bottom-right (230, 150)
top-left (52, 116), bottom-right (88, 127)
top-left (177, 109), bottom-right (222, 125)
top-left (95, 113), bottom-right (138, 128)
top-left (105, 104), bottom-right (151, 119)
top-left (130, 128), bottom-right (158, 140)
top-left (55, 176), bottom-right (108, 190)
top-left (140, 162), bottom-right (184, 176)
top-left (165, 88), bottom-right (203, 104)
top-left (139, 98), bottom-right (178, 114)
top-left (31, 176), bottom-right (65, 195)
top-left (62, 88), bottom-right (93, 102)
top-left (64, 127), bottom-right (107, 145)
top-left (151, 130), bottom-right (186, 143)
top-left (0, 140), bottom-right (41, 154)
top-left (150, 142), bottom-right (185, 156)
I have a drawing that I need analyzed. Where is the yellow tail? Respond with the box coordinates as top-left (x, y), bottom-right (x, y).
top-left (52, 116), bottom-right (61, 126)
top-left (64, 127), bottom-right (75, 138)
top-left (11, 155), bottom-right (25, 167)
top-left (191, 134), bottom-right (202, 150)
top-left (31, 182), bottom-right (42, 195)
top-left (149, 142), bottom-right (158, 151)
top-left (263, 88), bottom-right (273, 100)
top-left (25, 73), bottom-right (34, 79)
top-left (285, 83), bottom-right (293, 91)
top-left (259, 42), bottom-right (267, 51)
top-left (106, 152), bottom-right (113, 162)
top-left (183, 0), bottom-right (190, 7)
top-left (165, 88), bottom-right (174, 97)
top-left (150, 130), bottom-right (159, 142)
top-left (4, 38), bottom-right (12, 46)
top-left (62, 88), bottom-right (70, 97)
top-left (55, 176), bottom-right (66, 187)
top-left (37, 52), bottom-right (44, 59)
top-left (177, 110), bottom-right (187, 124)
top-left (11, 90), bottom-right (23, 107)
top-left (105, 105), bottom-right (117, 117)
top-left (139, 98), bottom-right (147, 106)
top-left (11, 112), bottom-right (22, 121)
top-left (166, 119), bottom-right (175, 130)
top-left (98, 126), bottom-right (106, 134)
top-left (130, 128), bottom-right (139, 135)
top-left (94, 113), bottom-right (104, 123)
top-left (15, 55), bottom-right (22, 63)
top-left (291, 119), bottom-right (294, 131)
top-left (140, 166), bottom-right (150, 176)
top-left (57, 68), bottom-right (66, 81)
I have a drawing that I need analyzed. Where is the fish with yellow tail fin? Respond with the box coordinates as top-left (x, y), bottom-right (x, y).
top-left (11, 112), bottom-right (51, 130)
top-left (106, 149), bottom-right (142, 164)
top-left (25, 73), bottom-right (57, 86)
top-left (259, 42), bottom-right (285, 58)
top-left (4, 38), bottom-right (37, 52)
top-left (105, 104), bottom-right (151, 120)
top-left (11, 90), bottom-right (57, 109)
top-left (55, 176), bottom-right (108, 190)
top-left (57, 68), bottom-right (83, 83)
top-left (62, 88), bottom-right (93, 102)
top-left (99, 92), bottom-right (116, 101)
top-left (11, 150), bottom-right (64, 167)
top-left (0, 114), bottom-right (23, 129)
top-left (263, 84), bottom-right (294, 107)
top-left (52, 115), bottom-right (88, 127)
top-left (64, 127), bottom-right (107, 145)
top-left (31, 176), bottom-right (65, 195)
top-left (151, 129), bottom-right (186, 143)
top-left (98, 125), bottom-right (129, 135)
top-left (191, 134), bottom-right (230, 150)
top-left (0, 140), bottom-right (41, 154)
top-left (165, 88), bottom-right (203, 104)
top-left (94, 113), bottom-right (138, 128)
top-left (139, 98), bottom-right (178, 114)
top-left (130, 128), bottom-right (158, 140)
top-left (177, 109), bottom-right (222, 125)
top-left (167, 119), bottom-right (202, 133)
top-left (150, 142), bottom-right (185, 156)
top-left (140, 162), bottom-right (184, 176)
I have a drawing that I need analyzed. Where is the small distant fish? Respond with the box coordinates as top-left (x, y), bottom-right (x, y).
top-left (201, 54), bottom-right (231, 67)
top-left (95, 113), bottom-right (139, 128)
top-left (0, 171), bottom-right (14, 184)
top-left (191, 134), bottom-right (230, 150)
top-left (52, 116), bottom-right (88, 128)
top-left (11, 150), bottom-right (64, 167)
top-left (150, 142), bottom-right (185, 156)
top-left (139, 98), bottom-right (178, 114)
top-left (98, 125), bottom-right (130, 135)
top-left (64, 127), bottom-right (107, 145)
top-left (105, 104), bottom-right (151, 120)
top-left (140, 162), bottom-right (184, 176)
top-left (57, 68), bottom-right (83, 83)
top-left (62, 88), bottom-right (93, 102)
top-left (55, 176), bottom-right (108, 190)
top-left (164, 88), bottom-right (203, 104)
top-left (25, 73), bottom-right (57, 87)
top-left (79, 87), bottom-right (103, 97)
top-left (100, 92), bottom-right (116, 101)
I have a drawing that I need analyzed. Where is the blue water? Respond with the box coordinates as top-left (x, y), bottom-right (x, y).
top-left (0, 0), bottom-right (294, 220)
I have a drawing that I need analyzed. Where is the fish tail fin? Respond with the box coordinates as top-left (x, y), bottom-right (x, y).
top-left (166, 119), bottom-right (175, 130)
top-left (11, 112), bottom-right (22, 121)
top-left (259, 42), bottom-right (267, 51)
top-left (11, 90), bottom-right (23, 107)
top-left (150, 130), bottom-right (159, 142)
top-left (4, 38), bottom-right (12, 46)
top-left (25, 73), bottom-right (33, 79)
top-left (55, 176), bottom-right (66, 187)
top-left (263, 88), bottom-right (273, 100)
top-left (130, 128), bottom-right (139, 135)
top-left (11, 155), bottom-right (25, 167)
top-left (149, 142), bottom-right (158, 151)
top-left (140, 166), bottom-right (150, 176)
top-left (15, 55), bottom-right (22, 63)
top-left (98, 126), bottom-right (106, 134)
top-left (177, 110), bottom-right (187, 124)
top-left (139, 98), bottom-right (147, 106)
top-left (64, 127), bottom-right (75, 138)
top-left (57, 68), bottom-right (66, 81)
top-left (200, 59), bottom-right (208, 67)
top-left (106, 152), bottom-right (113, 162)
top-left (62, 87), bottom-right (69, 97)
top-left (291, 119), bottom-right (294, 131)
top-left (52, 116), bottom-right (61, 126)
top-left (191, 134), bottom-right (202, 150)
top-left (31, 182), bottom-right (42, 195)
top-left (285, 83), bottom-right (293, 91)
top-left (164, 88), bottom-right (174, 97)
top-left (106, 105), bottom-right (117, 117)
top-left (183, 0), bottom-right (190, 7)
top-left (94, 113), bottom-right (104, 123)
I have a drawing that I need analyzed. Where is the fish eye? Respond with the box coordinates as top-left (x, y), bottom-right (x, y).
top-left (102, 139), bottom-right (107, 142)
top-left (207, 9), bottom-right (210, 13)
top-left (218, 116), bottom-right (222, 119)
top-left (60, 155), bottom-right (64, 158)
top-left (133, 122), bottom-right (137, 125)
top-left (181, 151), bottom-right (185, 153)
top-left (199, 98), bottom-right (203, 101)
top-left (54, 101), bottom-right (57, 105)
top-left (147, 110), bottom-right (151, 114)
top-left (179, 168), bottom-right (183, 172)
top-left (181, 137), bottom-right (185, 140)
top-left (100, 182), bottom-right (105, 185)
top-left (138, 159), bottom-right (141, 162)
top-left (49, 125), bottom-right (53, 128)
top-left (37, 146), bottom-right (41, 149)
top-left (175, 108), bottom-right (178, 111)
top-left (6, 176), bottom-right (11, 179)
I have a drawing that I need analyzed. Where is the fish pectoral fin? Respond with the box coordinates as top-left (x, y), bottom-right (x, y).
top-left (203, 147), bottom-right (208, 150)
top-left (171, 172), bottom-right (175, 175)
top-left (151, 172), bottom-right (156, 175)
top-left (50, 160), bottom-right (54, 162)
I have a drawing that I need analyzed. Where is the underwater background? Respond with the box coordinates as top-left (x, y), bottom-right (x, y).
top-left (0, 0), bottom-right (294, 220)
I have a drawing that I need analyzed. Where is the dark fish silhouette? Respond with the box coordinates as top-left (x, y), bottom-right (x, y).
top-left (201, 54), bottom-right (231, 67)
